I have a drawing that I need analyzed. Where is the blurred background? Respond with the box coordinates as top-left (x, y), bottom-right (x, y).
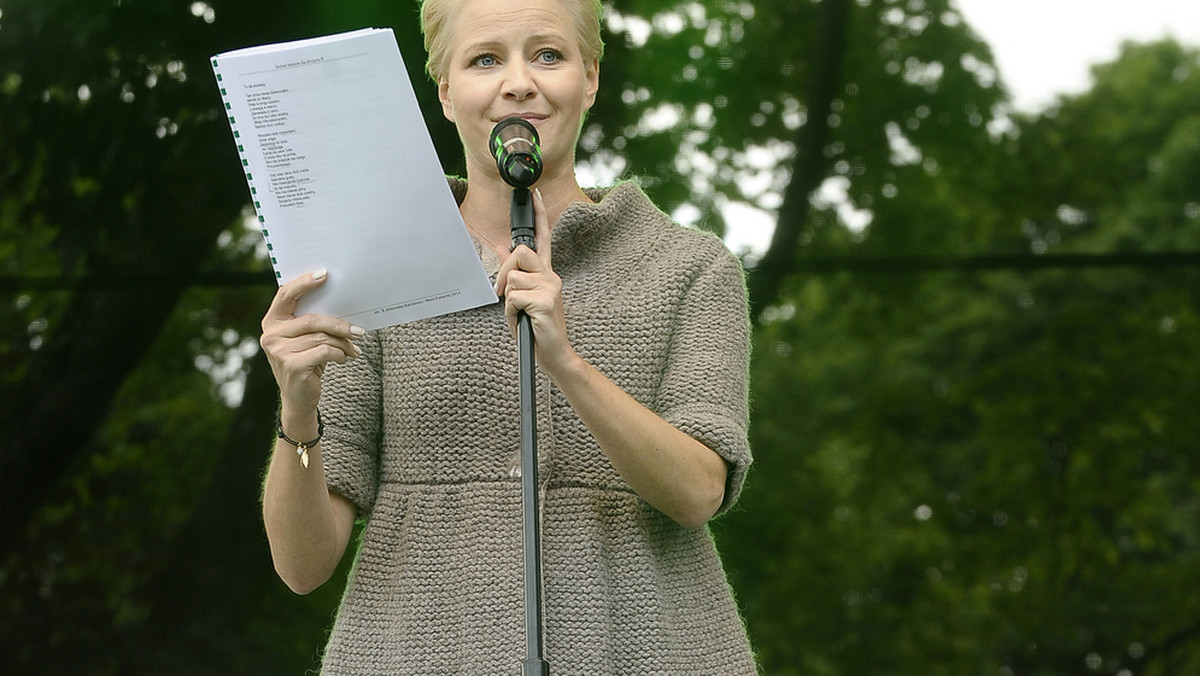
top-left (2, 0), bottom-right (1199, 673)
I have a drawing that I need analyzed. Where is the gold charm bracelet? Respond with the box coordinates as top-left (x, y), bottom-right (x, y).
top-left (277, 412), bottom-right (323, 469)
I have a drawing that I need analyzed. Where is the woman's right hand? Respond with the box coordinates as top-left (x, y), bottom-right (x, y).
top-left (260, 269), bottom-right (365, 415)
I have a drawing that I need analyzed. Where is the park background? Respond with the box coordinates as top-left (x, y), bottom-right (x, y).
top-left (3, 0), bottom-right (1200, 673)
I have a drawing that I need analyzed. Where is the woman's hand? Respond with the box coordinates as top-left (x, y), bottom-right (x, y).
top-left (259, 270), bottom-right (362, 594)
top-left (260, 270), bottom-right (365, 415)
top-left (494, 189), bottom-right (577, 375)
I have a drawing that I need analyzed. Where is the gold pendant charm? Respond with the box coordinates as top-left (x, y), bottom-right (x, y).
top-left (298, 445), bottom-right (310, 469)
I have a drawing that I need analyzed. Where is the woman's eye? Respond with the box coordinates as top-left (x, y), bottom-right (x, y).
top-left (472, 54), bottom-right (497, 68)
top-left (537, 50), bottom-right (562, 64)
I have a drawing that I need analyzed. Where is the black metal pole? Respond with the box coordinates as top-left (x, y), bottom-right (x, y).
top-left (510, 186), bottom-right (549, 676)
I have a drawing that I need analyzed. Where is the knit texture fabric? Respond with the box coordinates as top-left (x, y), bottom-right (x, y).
top-left (316, 179), bottom-right (756, 674)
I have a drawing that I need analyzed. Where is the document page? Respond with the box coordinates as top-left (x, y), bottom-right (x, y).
top-left (212, 28), bottom-right (497, 329)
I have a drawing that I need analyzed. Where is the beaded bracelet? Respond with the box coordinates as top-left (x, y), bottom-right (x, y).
top-left (277, 411), bottom-right (323, 469)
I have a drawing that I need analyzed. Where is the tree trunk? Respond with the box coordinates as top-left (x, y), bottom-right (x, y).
top-left (0, 128), bottom-right (247, 562)
top-left (746, 0), bottom-right (853, 320)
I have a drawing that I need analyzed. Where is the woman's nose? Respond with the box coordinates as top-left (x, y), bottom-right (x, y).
top-left (503, 62), bottom-right (537, 101)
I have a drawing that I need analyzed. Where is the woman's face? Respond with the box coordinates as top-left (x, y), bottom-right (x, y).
top-left (438, 0), bottom-right (599, 183)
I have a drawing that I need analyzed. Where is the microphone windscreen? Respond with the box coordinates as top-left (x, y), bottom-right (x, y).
top-left (490, 117), bottom-right (539, 158)
top-left (490, 117), bottom-right (543, 188)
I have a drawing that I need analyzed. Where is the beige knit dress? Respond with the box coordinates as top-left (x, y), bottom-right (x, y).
top-left (316, 180), bottom-right (756, 674)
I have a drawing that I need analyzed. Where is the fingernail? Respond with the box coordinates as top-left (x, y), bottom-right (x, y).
top-left (352, 343), bottom-right (363, 357)
top-left (350, 325), bottom-right (366, 337)
top-left (313, 268), bottom-right (328, 281)
top-left (535, 188), bottom-right (543, 201)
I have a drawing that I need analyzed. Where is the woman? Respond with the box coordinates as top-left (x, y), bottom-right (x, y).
top-left (259, 0), bottom-right (756, 672)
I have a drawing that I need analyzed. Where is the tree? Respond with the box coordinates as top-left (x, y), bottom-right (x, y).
top-left (0, 1), bottom-right (448, 670)
top-left (0, 0), bottom-right (467, 564)
top-left (714, 38), bottom-right (1200, 674)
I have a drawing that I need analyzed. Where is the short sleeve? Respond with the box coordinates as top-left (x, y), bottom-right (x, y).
top-left (656, 244), bottom-right (753, 515)
top-left (319, 328), bottom-right (383, 516)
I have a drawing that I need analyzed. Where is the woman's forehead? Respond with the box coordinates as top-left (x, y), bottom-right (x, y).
top-left (451, 0), bottom-right (576, 45)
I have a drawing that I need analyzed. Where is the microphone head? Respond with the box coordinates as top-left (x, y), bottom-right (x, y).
top-left (489, 117), bottom-right (543, 188)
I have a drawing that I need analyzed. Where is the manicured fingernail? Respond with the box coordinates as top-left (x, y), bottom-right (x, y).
top-left (535, 188), bottom-right (543, 201)
top-left (313, 268), bottom-right (328, 281)
top-left (352, 343), bottom-right (363, 357)
top-left (350, 325), bottom-right (366, 337)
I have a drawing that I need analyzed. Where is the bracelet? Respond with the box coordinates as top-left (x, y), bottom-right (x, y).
top-left (277, 411), bottom-right (323, 469)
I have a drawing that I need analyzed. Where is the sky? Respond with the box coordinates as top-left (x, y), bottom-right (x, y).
top-left (721, 0), bottom-right (1200, 255)
top-left (956, 0), bottom-right (1200, 111)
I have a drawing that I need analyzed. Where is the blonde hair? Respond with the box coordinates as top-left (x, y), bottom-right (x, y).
top-left (420, 0), bottom-right (605, 82)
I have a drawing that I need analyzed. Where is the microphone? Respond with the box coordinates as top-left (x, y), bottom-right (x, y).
top-left (492, 117), bottom-right (548, 674)
top-left (489, 117), bottom-right (543, 189)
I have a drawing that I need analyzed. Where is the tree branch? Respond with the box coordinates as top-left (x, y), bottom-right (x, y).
top-left (746, 0), bottom-right (853, 320)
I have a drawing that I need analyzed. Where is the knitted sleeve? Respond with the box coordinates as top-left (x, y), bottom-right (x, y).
top-left (656, 242), bottom-right (753, 516)
top-left (317, 328), bottom-right (383, 516)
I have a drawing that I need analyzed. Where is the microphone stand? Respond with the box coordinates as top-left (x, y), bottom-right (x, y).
top-left (509, 185), bottom-right (549, 676)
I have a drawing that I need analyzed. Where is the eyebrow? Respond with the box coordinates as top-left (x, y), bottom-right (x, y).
top-left (459, 31), bottom-right (571, 56)
top-left (525, 32), bottom-right (571, 46)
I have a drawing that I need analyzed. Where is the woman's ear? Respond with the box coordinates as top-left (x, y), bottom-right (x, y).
top-left (438, 76), bottom-right (456, 123)
top-left (583, 58), bottom-right (600, 110)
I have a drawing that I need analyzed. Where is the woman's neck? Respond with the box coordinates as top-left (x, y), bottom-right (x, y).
top-left (459, 163), bottom-right (593, 249)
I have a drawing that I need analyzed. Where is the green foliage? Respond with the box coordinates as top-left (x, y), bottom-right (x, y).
top-left (2, 299), bottom-right (231, 659)
top-left (714, 36), bottom-right (1200, 676)
top-left (594, 0), bottom-right (1004, 243)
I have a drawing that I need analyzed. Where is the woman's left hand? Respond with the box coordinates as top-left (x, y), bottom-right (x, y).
top-left (494, 188), bottom-right (576, 375)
